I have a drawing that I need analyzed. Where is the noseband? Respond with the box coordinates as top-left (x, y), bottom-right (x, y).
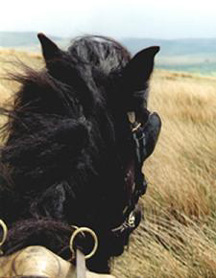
top-left (111, 112), bottom-right (148, 237)
top-left (111, 111), bottom-right (161, 238)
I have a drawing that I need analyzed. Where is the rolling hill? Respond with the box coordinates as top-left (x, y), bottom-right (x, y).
top-left (1, 32), bottom-right (216, 75)
top-left (121, 38), bottom-right (216, 75)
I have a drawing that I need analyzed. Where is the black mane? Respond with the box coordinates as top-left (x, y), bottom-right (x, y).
top-left (0, 35), bottom-right (160, 273)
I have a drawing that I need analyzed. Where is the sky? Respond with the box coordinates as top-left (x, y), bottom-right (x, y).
top-left (1, 0), bottom-right (216, 39)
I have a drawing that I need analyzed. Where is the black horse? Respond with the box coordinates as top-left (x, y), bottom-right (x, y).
top-left (0, 34), bottom-right (161, 274)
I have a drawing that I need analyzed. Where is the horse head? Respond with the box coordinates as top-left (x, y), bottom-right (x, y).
top-left (0, 34), bottom-right (161, 274)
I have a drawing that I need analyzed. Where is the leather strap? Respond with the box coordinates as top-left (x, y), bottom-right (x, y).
top-left (76, 249), bottom-right (86, 278)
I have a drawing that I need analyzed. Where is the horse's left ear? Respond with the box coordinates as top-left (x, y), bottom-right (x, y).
top-left (38, 33), bottom-right (62, 63)
top-left (121, 46), bottom-right (160, 111)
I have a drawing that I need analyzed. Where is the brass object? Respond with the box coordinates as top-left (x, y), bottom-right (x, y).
top-left (0, 219), bottom-right (8, 255)
top-left (0, 223), bottom-right (114, 277)
top-left (69, 227), bottom-right (98, 260)
top-left (0, 246), bottom-right (115, 277)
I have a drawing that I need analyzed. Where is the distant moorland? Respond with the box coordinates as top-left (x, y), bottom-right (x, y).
top-left (1, 31), bottom-right (216, 75)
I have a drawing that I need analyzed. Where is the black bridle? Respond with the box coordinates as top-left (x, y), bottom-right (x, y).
top-left (112, 111), bottom-right (161, 237)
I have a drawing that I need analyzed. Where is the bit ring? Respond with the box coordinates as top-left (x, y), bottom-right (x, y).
top-left (69, 227), bottom-right (98, 260)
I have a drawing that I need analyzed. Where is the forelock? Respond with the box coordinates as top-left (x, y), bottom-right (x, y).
top-left (68, 36), bottom-right (131, 74)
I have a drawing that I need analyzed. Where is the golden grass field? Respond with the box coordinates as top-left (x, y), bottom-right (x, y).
top-left (0, 50), bottom-right (216, 278)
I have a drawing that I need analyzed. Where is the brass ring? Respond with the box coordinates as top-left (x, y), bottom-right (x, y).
top-left (0, 219), bottom-right (8, 250)
top-left (69, 227), bottom-right (98, 260)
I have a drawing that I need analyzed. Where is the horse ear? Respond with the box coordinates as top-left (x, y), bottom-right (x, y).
top-left (121, 46), bottom-right (160, 112)
top-left (123, 46), bottom-right (160, 91)
top-left (37, 33), bottom-right (62, 63)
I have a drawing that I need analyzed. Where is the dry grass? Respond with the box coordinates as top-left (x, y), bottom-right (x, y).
top-left (113, 70), bottom-right (216, 278)
top-left (0, 51), bottom-right (216, 278)
top-left (0, 49), bottom-right (43, 104)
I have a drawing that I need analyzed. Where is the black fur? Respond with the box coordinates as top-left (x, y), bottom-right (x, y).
top-left (0, 35), bottom-right (159, 273)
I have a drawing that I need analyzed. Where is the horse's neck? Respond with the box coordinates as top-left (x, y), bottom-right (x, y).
top-left (0, 246), bottom-right (115, 278)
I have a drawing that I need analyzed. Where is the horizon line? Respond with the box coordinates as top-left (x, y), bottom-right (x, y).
top-left (1, 30), bottom-right (216, 41)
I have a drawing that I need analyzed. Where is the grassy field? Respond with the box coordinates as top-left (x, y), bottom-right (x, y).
top-left (113, 70), bottom-right (216, 278)
top-left (0, 50), bottom-right (216, 278)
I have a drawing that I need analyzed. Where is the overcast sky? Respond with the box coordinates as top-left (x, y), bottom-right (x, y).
top-left (1, 0), bottom-right (216, 39)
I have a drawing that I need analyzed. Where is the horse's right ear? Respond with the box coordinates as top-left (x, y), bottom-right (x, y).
top-left (123, 46), bottom-right (160, 92)
top-left (120, 46), bottom-right (160, 112)
top-left (37, 33), bottom-right (62, 63)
